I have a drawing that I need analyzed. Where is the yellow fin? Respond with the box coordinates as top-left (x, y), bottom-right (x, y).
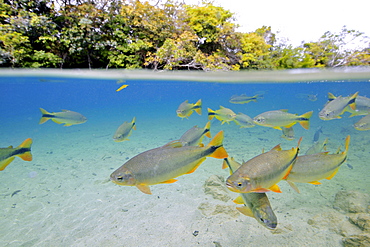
top-left (222, 159), bottom-right (228, 170)
top-left (0, 157), bottom-right (15, 171)
top-left (136, 184), bottom-right (152, 194)
top-left (286, 180), bottom-right (300, 193)
top-left (39, 108), bottom-right (51, 124)
top-left (160, 178), bottom-right (178, 184)
top-left (343, 135), bottom-right (350, 155)
top-left (269, 184), bottom-right (282, 193)
top-left (270, 144), bottom-right (282, 151)
top-left (273, 126), bottom-right (282, 130)
top-left (204, 121), bottom-right (211, 138)
top-left (326, 167), bottom-right (339, 180)
top-left (207, 108), bottom-right (215, 120)
top-left (308, 181), bottom-right (321, 185)
top-left (328, 92), bottom-right (336, 100)
top-left (185, 158), bottom-right (205, 174)
top-left (298, 111), bottom-right (313, 130)
top-left (233, 196), bottom-right (244, 204)
top-left (236, 206), bottom-right (254, 218)
top-left (17, 138), bottom-right (33, 161)
top-left (348, 92), bottom-right (359, 110)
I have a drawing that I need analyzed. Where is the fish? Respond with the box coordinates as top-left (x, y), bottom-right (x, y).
top-left (116, 84), bottom-right (129, 92)
top-left (178, 121), bottom-right (211, 146)
top-left (319, 92), bottom-right (358, 120)
top-left (229, 94), bottom-right (263, 104)
top-left (295, 93), bottom-right (318, 102)
top-left (354, 114), bottom-right (370, 131)
top-left (39, 108), bottom-right (87, 126)
top-left (0, 138), bottom-right (33, 171)
top-left (346, 95), bottom-right (370, 117)
top-left (110, 131), bottom-right (228, 194)
top-left (226, 138), bottom-right (301, 193)
top-left (313, 126), bottom-right (323, 142)
top-left (113, 117), bottom-right (136, 142)
top-left (253, 110), bottom-right (313, 130)
top-left (208, 106), bottom-right (237, 124)
top-left (281, 126), bottom-right (295, 141)
top-left (176, 99), bottom-right (202, 119)
top-left (233, 113), bottom-right (255, 128)
top-left (305, 138), bottom-right (328, 155)
top-left (223, 158), bottom-right (277, 230)
top-left (285, 136), bottom-right (350, 193)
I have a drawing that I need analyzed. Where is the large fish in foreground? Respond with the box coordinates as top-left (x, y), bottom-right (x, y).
top-left (0, 138), bottom-right (33, 171)
top-left (319, 92), bottom-right (358, 120)
top-left (285, 136), bottom-right (350, 193)
top-left (39, 108), bottom-right (87, 126)
top-left (176, 99), bottom-right (202, 119)
top-left (253, 110), bottom-right (313, 130)
top-left (226, 138), bottom-right (301, 193)
top-left (223, 158), bottom-right (277, 230)
top-left (110, 131), bottom-right (228, 194)
top-left (113, 117), bottom-right (136, 142)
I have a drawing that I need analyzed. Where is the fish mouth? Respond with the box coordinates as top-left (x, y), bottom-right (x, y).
top-left (225, 181), bottom-right (239, 192)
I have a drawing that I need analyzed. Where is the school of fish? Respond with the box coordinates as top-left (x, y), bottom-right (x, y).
top-left (3, 88), bottom-right (367, 231)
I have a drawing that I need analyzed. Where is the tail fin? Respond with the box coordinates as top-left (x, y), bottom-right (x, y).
top-left (194, 99), bottom-right (202, 115)
top-left (39, 108), bottom-right (51, 124)
top-left (298, 111), bottom-right (313, 130)
top-left (348, 92), bottom-right (359, 111)
top-left (204, 121), bottom-right (211, 138)
top-left (207, 108), bottom-right (215, 120)
top-left (131, 117), bottom-right (137, 130)
top-left (17, 138), bottom-right (33, 161)
top-left (208, 131), bottom-right (228, 159)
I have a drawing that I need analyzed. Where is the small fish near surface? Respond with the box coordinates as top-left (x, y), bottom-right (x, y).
top-left (178, 121), bottom-right (211, 146)
top-left (39, 108), bottom-right (87, 126)
top-left (110, 131), bottom-right (228, 194)
top-left (253, 110), bottom-right (313, 130)
top-left (233, 113), bottom-right (255, 128)
top-left (285, 136), bottom-right (350, 193)
top-left (319, 92), bottom-right (358, 120)
top-left (113, 117), bottom-right (136, 142)
top-left (281, 126), bottom-right (295, 141)
top-left (208, 106), bottom-right (237, 124)
top-left (229, 94), bottom-right (263, 104)
top-left (223, 157), bottom-right (277, 230)
top-left (176, 99), bottom-right (202, 119)
top-left (354, 114), bottom-right (370, 131)
top-left (0, 138), bottom-right (33, 171)
top-left (226, 138), bottom-right (301, 193)
top-left (295, 93), bottom-right (318, 102)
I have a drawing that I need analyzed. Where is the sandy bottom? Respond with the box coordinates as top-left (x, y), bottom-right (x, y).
top-left (1, 114), bottom-right (370, 247)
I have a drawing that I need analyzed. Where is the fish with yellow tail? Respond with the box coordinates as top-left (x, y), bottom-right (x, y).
top-left (113, 117), bottom-right (136, 142)
top-left (208, 106), bottom-right (237, 124)
top-left (319, 92), bottom-right (358, 120)
top-left (223, 157), bottom-right (277, 230)
top-left (110, 131), bottom-right (228, 194)
top-left (285, 136), bottom-right (350, 193)
top-left (226, 138), bottom-right (301, 193)
top-left (0, 138), bottom-right (33, 171)
top-left (346, 95), bottom-right (370, 117)
top-left (354, 114), bottom-right (370, 131)
top-left (253, 110), bottom-right (313, 130)
top-left (176, 99), bottom-right (202, 119)
top-left (179, 121), bottom-right (211, 146)
top-left (39, 108), bottom-right (87, 126)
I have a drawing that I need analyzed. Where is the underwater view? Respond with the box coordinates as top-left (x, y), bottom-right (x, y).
top-left (1, 69), bottom-right (370, 247)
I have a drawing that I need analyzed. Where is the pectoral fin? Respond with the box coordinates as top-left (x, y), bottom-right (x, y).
top-left (286, 180), bottom-right (300, 193)
top-left (326, 168), bottom-right (339, 180)
top-left (233, 196), bottom-right (244, 204)
top-left (308, 181), bottom-right (321, 185)
top-left (136, 184), bottom-right (152, 195)
top-left (160, 178), bottom-right (178, 184)
top-left (236, 206), bottom-right (254, 218)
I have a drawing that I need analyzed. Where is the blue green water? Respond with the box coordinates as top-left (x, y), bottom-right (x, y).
top-left (0, 70), bottom-right (369, 246)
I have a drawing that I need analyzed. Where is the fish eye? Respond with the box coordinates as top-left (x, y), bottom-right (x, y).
top-left (237, 182), bottom-right (243, 187)
top-left (116, 176), bottom-right (123, 181)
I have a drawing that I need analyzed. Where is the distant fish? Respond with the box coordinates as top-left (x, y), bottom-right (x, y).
top-left (176, 99), bottom-right (202, 119)
top-left (113, 117), bottom-right (136, 142)
top-left (253, 110), bottom-right (313, 130)
top-left (295, 93), bottom-right (318, 102)
top-left (345, 95), bottom-right (370, 117)
top-left (233, 113), bottom-right (255, 128)
top-left (285, 136), bottom-right (350, 193)
top-left (179, 121), bottom-right (211, 146)
top-left (110, 131), bottom-right (228, 194)
top-left (281, 126), bottom-right (295, 141)
top-left (229, 94), bottom-right (263, 104)
top-left (223, 157), bottom-right (277, 230)
top-left (0, 138), bottom-right (32, 171)
top-left (319, 92), bottom-right (358, 120)
top-left (208, 106), bottom-right (237, 124)
top-left (305, 138), bottom-right (328, 155)
top-left (226, 138), bottom-right (301, 193)
top-left (354, 114), bottom-right (370, 131)
top-left (313, 126), bottom-right (323, 142)
top-left (116, 84), bottom-right (129, 92)
top-left (39, 108), bottom-right (87, 126)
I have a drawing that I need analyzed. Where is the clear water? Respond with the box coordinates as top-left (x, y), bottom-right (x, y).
top-left (0, 69), bottom-right (369, 246)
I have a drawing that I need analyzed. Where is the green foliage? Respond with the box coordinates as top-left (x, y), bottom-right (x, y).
top-left (0, 1), bottom-right (369, 69)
